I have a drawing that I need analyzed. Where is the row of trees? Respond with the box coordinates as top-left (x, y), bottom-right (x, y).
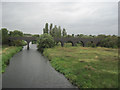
top-left (42, 23), bottom-right (119, 48)
top-left (75, 34), bottom-right (118, 48)
top-left (66, 34), bottom-right (118, 48)
top-left (0, 26), bottom-right (119, 49)
top-left (43, 23), bottom-right (67, 37)
top-left (0, 28), bottom-right (26, 46)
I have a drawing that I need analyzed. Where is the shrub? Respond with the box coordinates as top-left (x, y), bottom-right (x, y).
top-left (32, 40), bottom-right (37, 44)
top-left (91, 43), bottom-right (96, 47)
top-left (98, 37), bottom-right (118, 48)
top-left (86, 42), bottom-right (96, 48)
top-left (10, 40), bottom-right (27, 46)
top-left (37, 34), bottom-right (55, 52)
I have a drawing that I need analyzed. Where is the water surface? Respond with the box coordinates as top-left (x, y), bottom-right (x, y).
top-left (3, 44), bottom-right (75, 88)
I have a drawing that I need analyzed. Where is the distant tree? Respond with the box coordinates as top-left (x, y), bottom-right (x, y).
top-left (58, 26), bottom-right (61, 37)
top-left (9, 30), bottom-right (24, 46)
top-left (89, 35), bottom-right (93, 38)
top-left (1, 28), bottom-right (9, 44)
top-left (24, 33), bottom-right (32, 37)
top-left (43, 28), bottom-right (45, 34)
top-left (0, 30), bottom-right (2, 45)
top-left (62, 28), bottom-right (67, 37)
top-left (33, 34), bottom-right (39, 37)
top-left (76, 34), bottom-right (80, 37)
top-left (32, 34), bottom-right (39, 44)
top-left (97, 34), bottom-right (107, 38)
top-left (51, 27), bottom-right (55, 37)
top-left (9, 30), bottom-right (23, 37)
top-left (79, 34), bottom-right (84, 38)
top-left (45, 23), bottom-right (49, 33)
top-left (72, 34), bottom-right (74, 37)
top-left (43, 23), bottom-right (67, 38)
top-left (43, 23), bottom-right (49, 34)
top-left (67, 35), bottom-right (72, 37)
top-left (50, 23), bottom-right (53, 35)
top-left (54, 25), bottom-right (58, 37)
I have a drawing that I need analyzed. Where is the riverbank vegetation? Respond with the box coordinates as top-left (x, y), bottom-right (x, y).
top-left (37, 34), bottom-right (55, 53)
top-left (0, 28), bottom-right (26, 73)
top-left (0, 28), bottom-right (27, 46)
top-left (0, 24), bottom-right (119, 88)
top-left (36, 23), bottom-right (119, 53)
top-left (1, 45), bottom-right (22, 73)
top-left (0, 24), bottom-right (119, 49)
top-left (38, 24), bottom-right (118, 88)
top-left (42, 23), bottom-right (119, 49)
top-left (43, 45), bottom-right (118, 88)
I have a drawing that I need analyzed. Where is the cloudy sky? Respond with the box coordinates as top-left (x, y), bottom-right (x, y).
top-left (1, 0), bottom-right (118, 35)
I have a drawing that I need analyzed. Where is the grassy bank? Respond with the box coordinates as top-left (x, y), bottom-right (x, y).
top-left (1, 45), bottom-right (22, 73)
top-left (43, 45), bottom-right (118, 88)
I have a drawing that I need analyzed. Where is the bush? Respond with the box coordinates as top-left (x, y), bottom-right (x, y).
top-left (32, 40), bottom-right (37, 44)
top-left (86, 42), bottom-right (96, 48)
top-left (91, 43), bottom-right (96, 47)
top-left (37, 34), bottom-right (55, 52)
top-left (10, 40), bottom-right (27, 46)
top-left (98, 37), bottom-right (118, 48)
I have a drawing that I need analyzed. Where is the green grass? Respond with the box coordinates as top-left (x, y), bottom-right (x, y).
top-left (1, 45), bottom-right (22, 73)
top-left (43, 44), bottom-right (118, 88)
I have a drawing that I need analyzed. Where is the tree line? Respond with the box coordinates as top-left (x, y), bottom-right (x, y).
top-left (0, 24), bottom-right (119, 49)
top-left (42, 23), bottom-right (119, 48)
top-left (0, 28), bottom-right (25, 46)
top-left (43, 23), bottom-right (67, 37)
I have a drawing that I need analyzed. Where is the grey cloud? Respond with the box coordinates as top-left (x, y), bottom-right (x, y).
top-left (2, 2), bottom-right (118, 35)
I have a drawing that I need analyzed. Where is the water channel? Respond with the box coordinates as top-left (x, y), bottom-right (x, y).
top-left (2, 44), bottom-right (75, 88)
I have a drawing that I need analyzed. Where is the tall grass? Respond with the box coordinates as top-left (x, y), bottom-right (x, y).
top-left (1, 46), bottom-right (22, 73)
top-left (43, 45), bottom-right (118, 88)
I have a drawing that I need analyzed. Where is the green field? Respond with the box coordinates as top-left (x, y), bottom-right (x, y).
top-left (1, 45), bottom-right (22, 73)
top-left (43, 44), bottom-right (118, 88)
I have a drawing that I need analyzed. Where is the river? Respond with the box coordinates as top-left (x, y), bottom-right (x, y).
top-left (2, 44), bottom-right (75, 88)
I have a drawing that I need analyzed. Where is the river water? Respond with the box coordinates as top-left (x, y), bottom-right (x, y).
top-left (2, 44), bottom-right (75, 88)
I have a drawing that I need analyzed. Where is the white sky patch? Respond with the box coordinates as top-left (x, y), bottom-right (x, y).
top-left (2, 2), bottom-right (118, 35)
top-left (1, 0), bottom-right (119, 2)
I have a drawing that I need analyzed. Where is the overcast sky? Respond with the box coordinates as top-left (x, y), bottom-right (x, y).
top-left (1, 1), bottom-right (118, 35)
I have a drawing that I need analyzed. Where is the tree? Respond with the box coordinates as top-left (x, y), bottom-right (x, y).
top-left (62, 28), bottom-right (67, 37)
top-left (9, 30), bottom-right (24, 46)
top-left (24, 33), bottom-right (32, 37)
top-left (45, 23), bottom-right (49, 33)
top-left (43, 23), bottom-right (67, 38)
top-left (1, 28), bottom-right (9, 44)
top-left (79, 34), bottom-right (84, 38)
top-left (72, 34), bottom-right (74, 37)
top-left (43, 23), bottom-right (49, 34)
top-left (98, 35), bottom-right (118, 48)
top-left (32, 34), bottom-right (39, 44)
top-left (43, 28), bottom-right (46, 34)
top-left (67, 34), bottom-right (72, 37)
top-left (0, 30), bottom-right (2, 45)
top-left (9, 30), bottom-right (23, 37)
top-left (50, 23), bottom-right (53, 35)
top-left (54, 25), bottom-right (58, 37)
top-left (58, 26), bottom-right (61, 37)
top-left (37, 34), bottom-right (55, 52)
top-left (50, 25), bottom-right (59, 38)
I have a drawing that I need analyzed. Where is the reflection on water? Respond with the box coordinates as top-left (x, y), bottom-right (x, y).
top-left (2, 44), bottom-right (75, 88)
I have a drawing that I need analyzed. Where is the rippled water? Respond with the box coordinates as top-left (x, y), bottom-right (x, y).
top-left (2, 44), bottom-right (75, 88)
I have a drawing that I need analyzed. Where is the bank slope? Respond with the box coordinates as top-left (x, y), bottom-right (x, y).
top-left (1, 45), bottom-right (22, 73)
top-left (43, 46), bottom-right (118, 88)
